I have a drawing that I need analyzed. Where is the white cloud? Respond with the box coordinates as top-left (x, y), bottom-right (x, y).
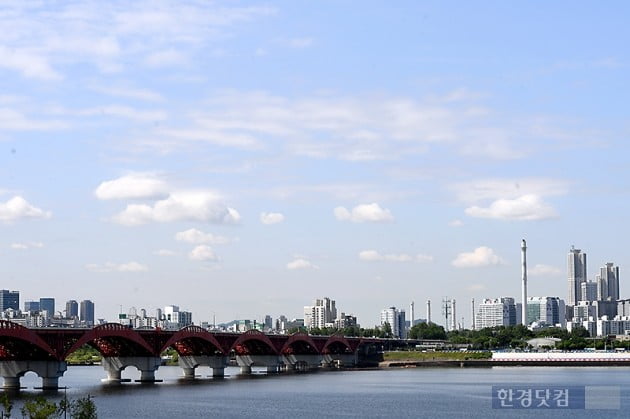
top-left (145, 49), bottom-right (187, 67)
top-left (529, 264), bottom-right (562, 276)
top-left (0, 196), bottom-right (52, 222)
top-left (90, 85), bottom-right (164, 102)
top-left (449, 219), bottom-right (464, 227)
top-left (288, 38), bottom-right (314, 48)
top-left (0, 108), bottom-right (67, 131)
top-left (465, 194), bottom-right (557, 221)
top-left (85, 261), bottom-right (148, 272)
top-left (286, 258), bottom-right (318, 270)
top-left (189, 245), bottom-right (218, 261)
top-left (0, 2), bottom-right (274, 80)
top-left (260, 212), bottom-right (284, 225)
top-left (334, 203), bottom-right (394, 223)
top-left (415, 254), bottom-right (434, 263)
top-left (112, 190), bottom-right (240, 226)
top-left (95, 173), bottom-right (170, 200)
top-left (175, 228), bottom-right (231, 245)
top-left (0, 45), bottom-right (61, 80)
top-left (359, 250), bottom-right (433, 263)
top-left (452, 246), bottom-right (504, 268)
top-left (154, 249), bottom-right (177, 256)
top-left (452, 178), bottom-right (569, 204)
top-left (10, 242), bottom-right (44, 250)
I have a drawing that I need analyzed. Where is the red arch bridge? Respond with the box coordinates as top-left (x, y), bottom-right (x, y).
top-left (0, 321), bottom-right (379, 389)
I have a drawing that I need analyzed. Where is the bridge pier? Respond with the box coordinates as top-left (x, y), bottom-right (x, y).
top-left (178, 355), bottom-right (228, 379)
top-left (101, 357), bottom-right (162, 383)
top-left (236, 355), bottom-right (281, 375)
top-left (282, 354), bottom-right (323, 372)
top-left (0, 360), bottom-right (67, 390)
top-left (323, 353), bottom-right (358, 368)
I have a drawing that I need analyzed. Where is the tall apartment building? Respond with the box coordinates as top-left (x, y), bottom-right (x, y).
top-left (526, 296), bottom-right (565, 327)
top-left (80, 300), bottom-right (95, 326)
top-left (567, 246), bottom-right (587, 305)
top-left (24, 301), bottom-right (40, 312)
top-left (474, 297), bottom-right (517, 329)
top-left (0, 290), bottom-right (19, 311)
top-left (39, 298), bottom-right (55, 316)
top-left (164, 305), bottom-right (192, 329)
top-left (597, 263), bottom-right (620, 301)
top-left (304, 297), bottom-right (337, 329)
top-left (380, 307), bottom-right (406, 339)
top-left (580, 281), bottom-right (598, 302)
top-left (66, 300), bottom-right (79, 318)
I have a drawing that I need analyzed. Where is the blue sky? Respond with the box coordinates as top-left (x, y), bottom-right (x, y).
top-left (1, 1), bottom-right (629, 327)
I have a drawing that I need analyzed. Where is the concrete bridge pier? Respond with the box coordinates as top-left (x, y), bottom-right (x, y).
top-left (101, 357), bottom-right (162, 383)
top-left (178, 355), bottom-right (228, 379)
top-left (323, 353), bottom-right (358, 369)
top-left (0, 360), bottom-right (67, 390)
top-left (236, 355), bottom-right (281, 375)
top-left (282, 354), bottom-right (323, 372)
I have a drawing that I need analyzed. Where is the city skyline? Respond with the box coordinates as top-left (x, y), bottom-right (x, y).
top-left (1, 2), bottom-right (630, 327)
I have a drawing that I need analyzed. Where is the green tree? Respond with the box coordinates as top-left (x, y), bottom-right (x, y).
top-left (69, 395), bottom-right (97, 419)
top-left (20, 397), bottom-right (58, 419)
top-left (409, 322), bottom-right (447, 340)
top-left (381, 322), bottom-right (393, 338)
top-left (0, 393), bottom-right (12, 419)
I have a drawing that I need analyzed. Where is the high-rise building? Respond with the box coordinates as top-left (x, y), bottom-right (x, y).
top-left (66, 300), bottom-right (79, 318)
top-left (39, 298), bottom-right (55, 316)
top-left (80, 300), bottom-right (95, 326)
top-left (567, 246), bottom-right (587, 305)
top-left (0, 290), bottom-right (19, 311)
top-left (580, 281), bottom-right (598, 302)
top-left (526, 296), bottom-right (565, 327)
top-left (380, 307), bottom-right (406, 339)
top-left (304, 297), bottom-right (337, 329)
top-left (24, 300), bottom-right (40, 312)
top-left (597, 263), bottom-right (620, 301)
top-left (264, 315), bottom-right (273, 330)
top-left (474, 297), bottom-right (517, 329)
top-left (164, 305), bottom-right (192, 328)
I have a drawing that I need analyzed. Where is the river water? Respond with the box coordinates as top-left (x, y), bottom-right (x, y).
top-left (7, 365), bottom-right (630, 418)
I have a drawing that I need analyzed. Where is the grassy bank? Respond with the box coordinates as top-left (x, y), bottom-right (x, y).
top-left (383, 351), bottom-right (492, 361)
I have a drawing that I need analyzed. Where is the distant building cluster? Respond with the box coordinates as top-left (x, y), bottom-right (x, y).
top-left (303, 297), bottom-right (358, 330)
top-left (0, 290), bottom-right (95, 328)
top-left (118, 305), bottom-right (192, 330)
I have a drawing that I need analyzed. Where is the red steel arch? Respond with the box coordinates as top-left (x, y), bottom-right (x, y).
top-left (160, 325), bottom-right (227, 355)
top-left (0, 320), bottom-right (58, 360)
top-left (322, 335), bottom-right (353, 354)
top-left (63, 323), bottom-right (155, 358)
top-left (280, 332), bottom-right (319, 355)
top-left (232, 330), bottom-right (279, 355)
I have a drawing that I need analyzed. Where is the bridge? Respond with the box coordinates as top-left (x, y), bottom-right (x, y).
top-left (0, 321), bottom-right (378, 389)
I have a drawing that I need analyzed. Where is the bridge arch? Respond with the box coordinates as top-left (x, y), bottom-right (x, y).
top-left (281, 333), bottom-right (319, 355)
top-left (0, 320), bottom-right (57, 360)
top-left (232, 330), bottom-right (279, 355)
top-left (160, 325), bottom-right (227, 356)
top-left (63, 323), bottom-right (155, 358)
top-left (322, 335), bottom-right (353, 354)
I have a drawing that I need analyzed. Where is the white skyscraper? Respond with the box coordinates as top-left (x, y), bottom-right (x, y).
top-left (475, 297), bottom-right (517, 329)
top-left (380, 307), bottom-right (406, 339)
top-left (597, 263), bottom-right (620, 301)
top-left (568, 246), bottom-right (587, 306)
top-left (304, 297), bottom-right (337, 329)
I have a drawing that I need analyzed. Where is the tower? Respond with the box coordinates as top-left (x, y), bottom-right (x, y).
top-left (426, 300), bottom-right (431, 324)
top-left (451, 299), bottom-right (457, 331)
top-left (521, 239), bottom-right (527, 326)
top-left (409, 301), bottom-right (415, 329)
top-left (471, 298), bottom-right (475, 330)
top-left (567, 246), bottom-right (587, 305)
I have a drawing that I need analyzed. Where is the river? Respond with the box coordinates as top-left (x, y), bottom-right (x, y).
top-left (7, 365), bottom-right (630, 418)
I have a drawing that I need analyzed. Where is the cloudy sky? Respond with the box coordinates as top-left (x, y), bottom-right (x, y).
top-left (1, 1), bottom-right (629, 328)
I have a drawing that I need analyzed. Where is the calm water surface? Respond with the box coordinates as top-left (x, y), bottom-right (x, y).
top-left (8, 366), bottom-right (630, 418)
